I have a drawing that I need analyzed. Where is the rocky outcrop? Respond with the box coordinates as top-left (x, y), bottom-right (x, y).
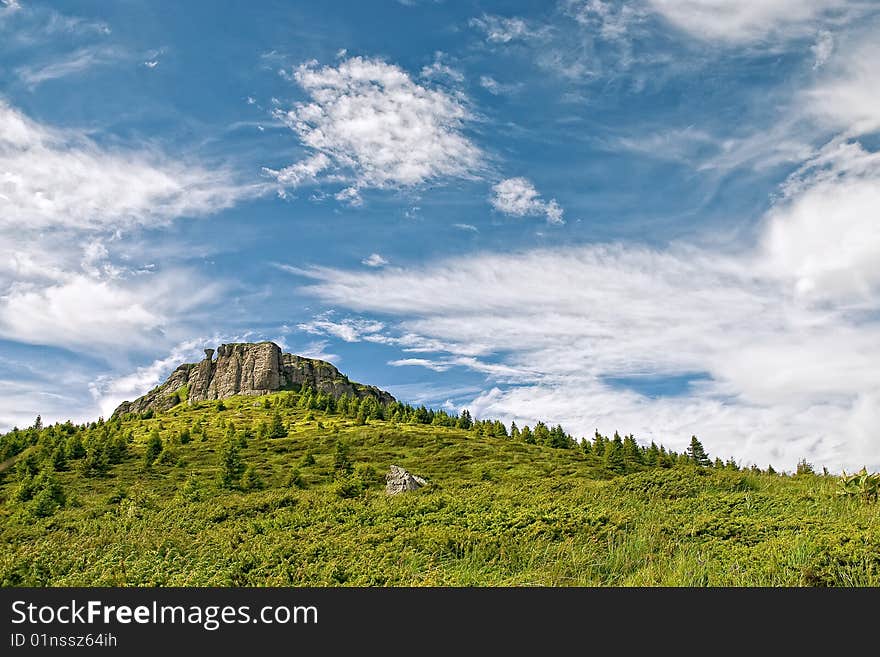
top-left (113, 341), bottom-right (394, 417)
top-left (385, 465), bottom-right (428, 495)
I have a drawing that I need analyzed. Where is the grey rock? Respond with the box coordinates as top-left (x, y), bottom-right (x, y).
top-left (385, 465), bottom-right (428, 495)
top-left (112, 341), bottom-right (395, 417)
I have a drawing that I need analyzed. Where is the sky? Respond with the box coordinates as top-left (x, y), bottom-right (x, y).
top-left (1, 0), bottom-right (879, 472)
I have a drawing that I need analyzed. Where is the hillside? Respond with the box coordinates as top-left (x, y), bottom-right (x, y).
top-left (2, 384), bottom-right (879, 586)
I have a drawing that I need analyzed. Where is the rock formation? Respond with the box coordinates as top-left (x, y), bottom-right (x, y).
top-left (112, 341), bottom-right (394, 417)
top-left (385, 465), bottom-right (428, 495)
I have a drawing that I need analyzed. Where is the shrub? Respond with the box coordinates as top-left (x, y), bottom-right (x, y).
top-left (240, 466), bottom-right (263, 491)
top-left (287, 468), bottom-right (306, 489)
top-left (332, 473), bottom-right (364, 499)
top-left (837, 468), bottom-right (880, 503)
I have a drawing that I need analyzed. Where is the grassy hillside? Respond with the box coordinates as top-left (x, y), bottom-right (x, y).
top-left (1, 392), bottom-right (878, 586)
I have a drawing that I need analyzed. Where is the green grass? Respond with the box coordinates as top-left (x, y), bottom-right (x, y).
top-left (1, 393), bottom-right (878, 586)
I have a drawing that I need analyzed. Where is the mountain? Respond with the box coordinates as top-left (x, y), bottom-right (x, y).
top-left (113, 341), bottom-right (394, 417)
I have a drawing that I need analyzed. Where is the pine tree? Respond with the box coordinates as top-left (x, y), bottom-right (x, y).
top-left (268, 410), bottom-right (287, 438)
top-left (592, 430), bottom-right (606, 456)
top-left (604, 439), bottom-right (626, 475)
top-left (623, 434), bottom-right (643, 465)
top-left (219, 439), bottom-right (244, 488)
top-left (646, 442), bottom-right (660, 466)
top-left (144, 429), bottom-right (163, 468)
top-left (686, 435), bottom-right (711, 467)
top-left (334, 440), bottom-right (353, 475)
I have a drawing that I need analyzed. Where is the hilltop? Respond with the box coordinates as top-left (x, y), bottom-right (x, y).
top-left (113, 342), bottom-right (393, 417)
top-left (0, 349), bottom-right (878, 586)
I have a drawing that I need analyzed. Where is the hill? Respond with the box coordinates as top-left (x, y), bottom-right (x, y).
top-left (1, 354), bottom-right (879, 586)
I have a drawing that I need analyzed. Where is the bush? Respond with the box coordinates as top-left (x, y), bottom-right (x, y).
top-left (287, 468), bottom-right (306, 489)
top-left (353, 462), bottom-right (378, 487)
top-left (837, 468), bottom-right (880, 503)
top-left (332, 473), bottom-right (364, 499)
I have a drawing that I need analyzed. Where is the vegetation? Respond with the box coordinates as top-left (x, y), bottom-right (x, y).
top-left (0, 390), bottom-right (878, 586)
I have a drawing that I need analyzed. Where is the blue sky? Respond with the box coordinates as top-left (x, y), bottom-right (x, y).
top-left (2, 0), bottom-right (879, 471)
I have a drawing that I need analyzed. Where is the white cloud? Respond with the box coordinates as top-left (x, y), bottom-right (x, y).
top-left (568, 0), bottom-right (645, 41)
top-left (805, 37), bottom-right (880, 135)
top-left (15, 46), bottom-right (117, 87)
top-left (361, 253), bottom-right (389, 267)
top-left (0, 270), bottom-right (221, 351)
top-left (420, 53), bottom-right (465, 83)
top-left (478, 75), bottom-right (522, 95)
top-left (297, 316), bottom-right (386, 343)
top-left (267, 56), bottom-right (483, 200)
top-left (453, 223), bottom-right (478, 232)
top-left (88, 338), bottom-right (209, 419)
top-left (144, 60), bottom-right (159, 69)
top-left (0, 102), bottom-right (253, 230)
top-left (0, 101), bottom-right (255, 359)
top-left (490, 177), bottom-right (565, 224)
top-left (645, 0), bottom-right (856, 44)
top-left (268, 153), bottom-right (330, 189)
top-left (812, 30), bottom-right (834, 68)
top-left (297, 340), bottom-right (340, 363)
top-left (388, 358), bottom-right (451, 372)
top-left (761, 139), bottom-right (880, 303)
top-left (469, 14), bottom-right (542, 43)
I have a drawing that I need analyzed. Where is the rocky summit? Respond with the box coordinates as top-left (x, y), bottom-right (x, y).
top-left (112, 341), bottom-right (394, 417)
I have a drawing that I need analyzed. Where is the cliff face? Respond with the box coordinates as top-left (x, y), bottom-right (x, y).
top-left (112, 341), bottom-right (394, 417)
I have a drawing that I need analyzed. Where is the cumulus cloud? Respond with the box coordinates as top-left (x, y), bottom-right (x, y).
top-left (490, 177), bottom-right (565, 224)
top-left (267, 56), bottom-right (483, 200)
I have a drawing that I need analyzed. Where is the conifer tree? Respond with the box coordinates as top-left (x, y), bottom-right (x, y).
top-left (268, 410), bottom-right (287, 438)
top-left (604, 439), bottom-right (626, 475)
top-left (219, 438), bottom-right (244, 488)
top-left (144, 429), bottom-right (163, 468)
top-left (686, 435), bottom-right (711, 467)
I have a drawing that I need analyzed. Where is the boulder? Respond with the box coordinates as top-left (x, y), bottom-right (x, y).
top-left (385, 465), bottom-right (427, 495)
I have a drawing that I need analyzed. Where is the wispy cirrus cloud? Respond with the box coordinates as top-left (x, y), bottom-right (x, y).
top-left (0, 101), bottom-right (258, 354)
top-left (469, 14), bottom-right (545, 43)
top-left (0, 102), bottom-right (256, 231)
top-left (644, 0), bottom-right (861, 44)
top-left (15, 45), bottom-right (119, 88)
